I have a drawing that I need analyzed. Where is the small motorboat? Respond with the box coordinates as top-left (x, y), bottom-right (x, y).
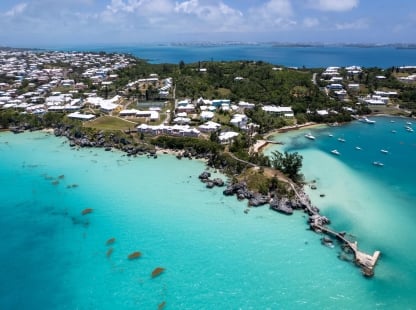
top-left (359, 116), bottom-right (376, 124)
top-left (331, 149), bottom-right (340, 155)
top-left (373, 161), bottom-right (384, 167)
top-left (380, 149), bottom-right (389, 154)
top-left (305, 133), bottom-right (316, 140)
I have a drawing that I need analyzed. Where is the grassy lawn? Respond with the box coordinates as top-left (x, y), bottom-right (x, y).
top-left (84, 116), bottom-right (137, 131)
top-left (369, 105), bottom-right (411, 116)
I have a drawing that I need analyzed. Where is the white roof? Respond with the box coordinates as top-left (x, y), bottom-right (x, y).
top-left (67, 112), bottom-right (95, 120)
top-left (262, 105), bottom-right (293, 113)
top-left (120, 109), bottom-right (140, 115)
top-left (200, 111), bottom-right (214, 119)
top-left (219, 131), bottom-right (239, 141)
top-left (176, 112), bottom-right (187, 117)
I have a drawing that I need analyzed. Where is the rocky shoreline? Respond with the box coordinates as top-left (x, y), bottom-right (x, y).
top-left (9, 125), bottom-right (378, 276)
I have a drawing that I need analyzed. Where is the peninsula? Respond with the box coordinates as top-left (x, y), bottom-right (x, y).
top-left (1, 47), bottom-right (414, 276)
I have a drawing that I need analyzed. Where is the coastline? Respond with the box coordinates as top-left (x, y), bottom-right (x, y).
top-left (0, 118), bottom-right (389, 277)
top-left (259, 122), bottom-right (327, 153)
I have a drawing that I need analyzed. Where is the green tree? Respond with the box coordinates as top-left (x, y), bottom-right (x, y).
top-left (270, 150), bottom-right (303, 181)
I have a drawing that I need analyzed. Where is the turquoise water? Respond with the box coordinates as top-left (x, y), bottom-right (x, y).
top-left (54, 44), bottom-right (416, 68)
top-left (266, 116), bottom-right (416, 308)
top-left (1, 126), bottom-right (416, 309)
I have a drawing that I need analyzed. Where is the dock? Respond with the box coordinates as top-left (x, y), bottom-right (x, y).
top-left (288, 184), bottom-right (381, 277)
top-left (310, 221), bottom-right (381, 277)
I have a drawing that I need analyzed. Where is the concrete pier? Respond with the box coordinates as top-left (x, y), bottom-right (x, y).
top-left (311, 221), bottom-right (381, 277)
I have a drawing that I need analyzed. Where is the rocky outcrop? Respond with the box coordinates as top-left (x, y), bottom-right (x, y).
top-left (269, 197), bottom-right (293, 215)
top-left (199, 171), bottom-right (211, 180)
top-left (249, 193), bottom-right (270, 207)
top-left (198, 171), bottom-right (225, 189)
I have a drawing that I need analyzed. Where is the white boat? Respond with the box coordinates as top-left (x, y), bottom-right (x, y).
top-left (373, 161), bottom-right (384, 167)
top-left (338, 137), bottom-right (346, 143)
top-left (406, 126), bottom-right (414, 132)
top-left (328, 133), bottom-right (334, 137)
top-left (355, 146), bottom-right (362, 150)
top-left (406, 121), bottom-right (412, 125)
top-left (359, 116), bottom-right (376, 124)
top-left (305, 133), bottom-right (316, 140)
top-left (380, 149), bottom-right (389, 154)
top-left (391, 130), bottom-right (397, 133)
top-left (331, 149), bottom-right (340, 155)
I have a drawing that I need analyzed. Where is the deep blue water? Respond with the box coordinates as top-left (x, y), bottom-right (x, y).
top-left (53, 43), bottom-right (416, 68)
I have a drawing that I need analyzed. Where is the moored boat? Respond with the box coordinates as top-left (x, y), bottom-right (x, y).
top-left (305, 133), bottom-right (316, 140)
top-left (373, 161), bottom-right (384, 167)
top-left (331, 149), bottom-right (340, 155)
top-left (359, 116), bottom-right (376, 124)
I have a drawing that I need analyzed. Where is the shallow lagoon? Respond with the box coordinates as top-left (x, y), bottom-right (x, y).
top-left (1, 124), bottom-right (415, 309)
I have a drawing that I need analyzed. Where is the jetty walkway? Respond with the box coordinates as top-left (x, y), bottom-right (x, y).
top-left (227, 147), bottom-right (381, 277)
top-left (289, 184), bottom-right (381, 277)
top-left (310, 222), bottom-right (381, 277)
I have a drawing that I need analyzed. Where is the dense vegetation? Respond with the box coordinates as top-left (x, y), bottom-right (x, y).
top-left (2, 54), bottom-right (416, 187)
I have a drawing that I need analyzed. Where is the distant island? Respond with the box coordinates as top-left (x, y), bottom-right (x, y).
top-left (165, 41), bottom-right (416, 49)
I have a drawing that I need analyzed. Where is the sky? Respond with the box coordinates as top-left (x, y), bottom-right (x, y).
top-left (0, 0), bottom-right (415, 47)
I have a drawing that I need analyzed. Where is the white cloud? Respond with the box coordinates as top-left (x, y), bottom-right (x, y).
top-left (107, 0), bottom-right (173, 14)
top-left (336, 18), bottom-right (368, 30)
top-left (173, 0), bottom-right (243, 32)
top-left (247, 0), bottom-right (295, 30)
top-left (5, 3), bottom-right (27, 17)
top-left (311, 0), bottom-right (359, 12)
top-left (303, 17), bottom-right (319, 28)
top-left (251, 0), bottom-right (293, 17)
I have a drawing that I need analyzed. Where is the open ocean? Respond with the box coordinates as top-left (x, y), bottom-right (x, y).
top-left (55, 43), bottom-right (416, 68)
top-left (1, 115), bottom-right (416, 309)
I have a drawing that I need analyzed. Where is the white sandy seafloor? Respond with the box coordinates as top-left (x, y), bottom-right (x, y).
top-left (1, 130), bottom-right (415, 309)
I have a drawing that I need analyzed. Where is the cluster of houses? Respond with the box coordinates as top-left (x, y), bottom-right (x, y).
top-left (0, 49), bottom-right (134, 114)
top-left (2, 48), bottom-right (414, 145)
top-left (320, 65), bottom-right (401, 107)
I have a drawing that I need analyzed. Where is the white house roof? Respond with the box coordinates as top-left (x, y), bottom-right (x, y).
top-left (67, 112), bottom-right (95, 120)
top-left (200, 111), bottom-right (214, 119)
top-left (219, 131), bottom-right (239, 142)
top-left (262, 105), bottom-right (293, 113)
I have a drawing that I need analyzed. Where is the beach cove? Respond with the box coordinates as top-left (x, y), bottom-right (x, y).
top-left (265, 115), bottom-right (416, 307)
top-left (1, 126), bottom-right (415, 308)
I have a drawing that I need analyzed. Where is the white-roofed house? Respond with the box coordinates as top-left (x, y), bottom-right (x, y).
top-left (218, 131), bottom-right (239, 144)
top-left (67, 112), bottom-right (96, 120)
top-left (177, 103), bottom-right (195, 113)
top-left (316, 110), bottom-right (329, 116)
top-left (198, 121), bottom-right (221, 133)
top-left (230, 114), bottom-right (248, 129)
top-left (238, 101), bottom-right (255, 110)
top-left (200, 110), bottom-right (215, 121)
top-left (262, 105), bottom-right (294, 118)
